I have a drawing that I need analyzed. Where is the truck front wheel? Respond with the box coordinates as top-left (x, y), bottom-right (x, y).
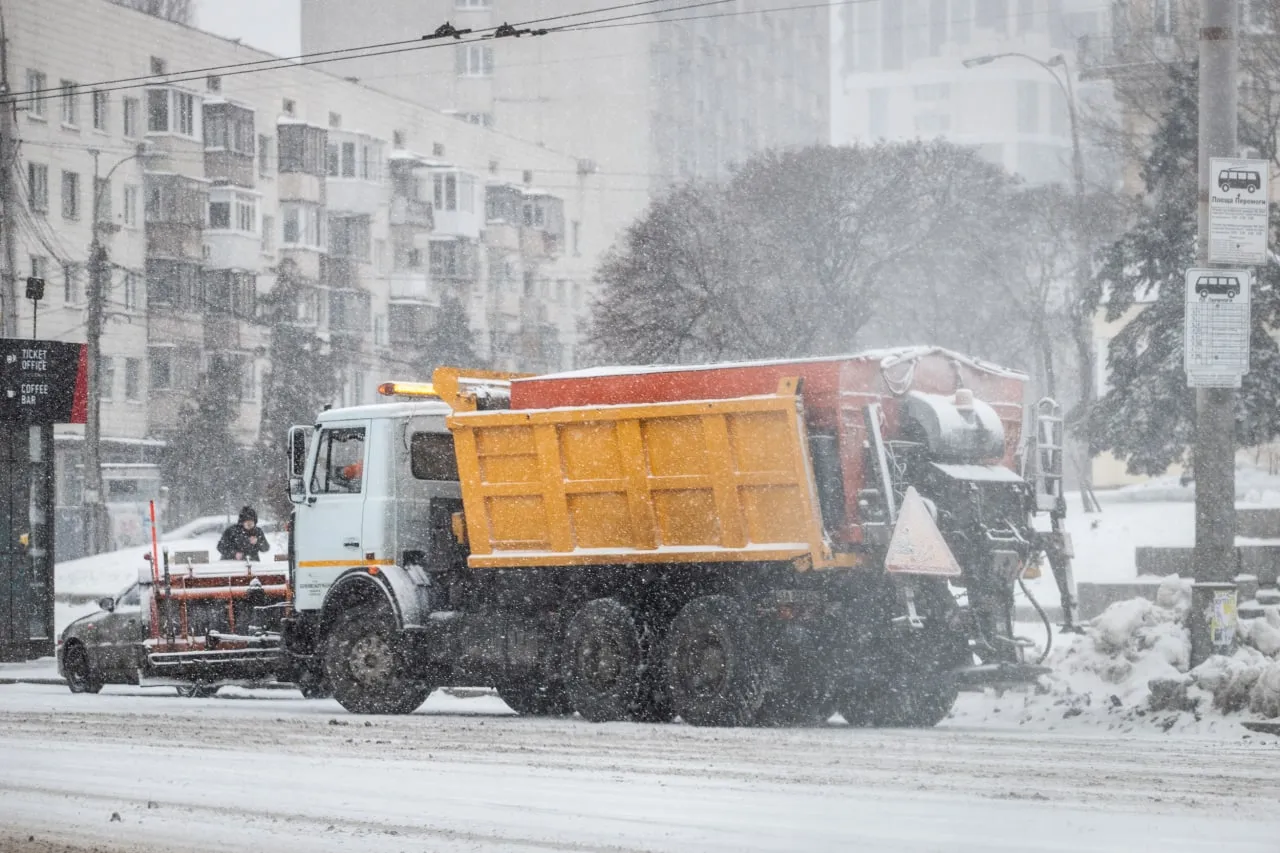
top-left (324, 605), bottom-right (432, 715)
top-left (665, 596), bottom-right (763, 727)
top-left (563, 598), bottom-right (643, 722)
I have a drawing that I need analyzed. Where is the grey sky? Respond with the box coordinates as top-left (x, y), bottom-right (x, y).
top-left (196, 0), bottom-right (301, 57)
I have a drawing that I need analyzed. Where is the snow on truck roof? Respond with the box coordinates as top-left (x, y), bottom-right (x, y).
top-left (528, 346), bottom-right (1027, 382)
top-left (315, 399), bottom-right (452, 424)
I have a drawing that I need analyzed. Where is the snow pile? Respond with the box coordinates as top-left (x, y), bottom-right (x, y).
top-left (953, 576), bottom-right (1280, 734)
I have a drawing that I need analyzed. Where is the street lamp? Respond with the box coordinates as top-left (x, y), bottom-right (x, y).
top-left (83, 143), bottom-right (150, 555)
top-left (962, 51), bottom-right (1098, 511)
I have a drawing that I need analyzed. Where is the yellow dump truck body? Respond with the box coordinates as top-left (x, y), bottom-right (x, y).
top-left (448, 381), bottom-right (850, 570)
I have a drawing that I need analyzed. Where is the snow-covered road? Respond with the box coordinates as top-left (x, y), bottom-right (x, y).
top-left (1, 685), bottom-right (1278, 852)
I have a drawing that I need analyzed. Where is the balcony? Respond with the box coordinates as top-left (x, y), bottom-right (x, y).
top-left (145, 173), bottom-right (207, 262)
top-left (428, 168), bottom-right (482, 239)
top-left (390, 195), bottom-right (434, 229)
top-left (204, 101), bottom-right (256, 188)
top-left (389, 270), bottom-right (438, 305)
top-left (326, 132), bottom-right (386, 215)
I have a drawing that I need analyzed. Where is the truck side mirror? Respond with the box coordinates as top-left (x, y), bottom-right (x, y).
top-left (287, 425), bottom-right (311, 479)
top-left (98, 596), bottom-right (115, 613)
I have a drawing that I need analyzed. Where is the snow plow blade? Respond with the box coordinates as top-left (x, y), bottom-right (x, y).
top-left (951, 662), bottom-right (1051, 689)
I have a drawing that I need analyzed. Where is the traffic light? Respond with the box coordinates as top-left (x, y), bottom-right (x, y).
top-left (25, 276), bottom-right (45, 301)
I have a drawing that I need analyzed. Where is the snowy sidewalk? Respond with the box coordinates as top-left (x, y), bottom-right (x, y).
top-left (0, 658), bottom-right (63, 685)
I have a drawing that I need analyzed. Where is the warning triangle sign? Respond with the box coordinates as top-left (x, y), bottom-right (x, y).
top-left (884, 487), bottom-right (963, 578)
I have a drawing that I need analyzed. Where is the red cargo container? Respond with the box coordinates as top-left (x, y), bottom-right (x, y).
top-left (509, 348), bottom-right (1027, 546)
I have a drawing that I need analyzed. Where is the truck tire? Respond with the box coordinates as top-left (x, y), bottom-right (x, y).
top-left (498, 683), bottom-right (573, 716)
top-left (563, 598), bottom-right (643, 722)
top-left (324, 605), bottom-right (432, 715)
top-left (63, 644), bottom-right (103, 694)
top-left (665, 595), bottom-right (763, 727)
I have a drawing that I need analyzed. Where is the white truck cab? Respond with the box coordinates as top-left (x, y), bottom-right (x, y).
top-left (288, 399), bottom-right (461, 614)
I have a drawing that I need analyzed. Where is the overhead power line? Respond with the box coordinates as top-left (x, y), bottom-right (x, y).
top-left (10, 0), bottom-right (732, 105)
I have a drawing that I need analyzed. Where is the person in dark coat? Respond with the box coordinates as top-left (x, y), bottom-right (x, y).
top-left (217, 506), bottom-right (270, 562)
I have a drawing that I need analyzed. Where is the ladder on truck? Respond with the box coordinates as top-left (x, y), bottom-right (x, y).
top-left (1029, 398), bottom-right (1066, 515)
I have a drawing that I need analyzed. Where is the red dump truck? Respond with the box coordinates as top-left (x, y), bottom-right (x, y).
top-left (283, 347), bottom-right (1074, 726)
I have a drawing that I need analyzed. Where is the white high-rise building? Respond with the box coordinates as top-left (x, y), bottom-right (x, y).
top-left (833, 0), bottom-right (1112, 186)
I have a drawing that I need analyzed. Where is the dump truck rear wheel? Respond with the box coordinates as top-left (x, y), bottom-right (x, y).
top-left (176, 683), bottom-right (219, 699)
top-left (499, 682), bottom-right (573, 716)
top-left (563, 597), bottom-right (643, 722)
top-left (665, 595), bottom-right (763, 727)
top-left (324, 605), bottom-right (432, 715)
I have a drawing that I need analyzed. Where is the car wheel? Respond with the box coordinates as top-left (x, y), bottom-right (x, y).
top-left (63, 644), bottom-right (103, 694)
top-left (1220, 183), bottom-right (1230, 192)
top-left (1248, 185), bottom-right (1257, 193)
top-left (1228, 289), bottom-right (1238, 298)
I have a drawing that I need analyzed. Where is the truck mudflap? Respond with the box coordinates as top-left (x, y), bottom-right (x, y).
top-left (950, 662), bottom-right (1051, 689)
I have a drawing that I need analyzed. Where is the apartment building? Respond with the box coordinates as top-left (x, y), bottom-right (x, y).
top-left (2, 0), bottom-right (609, 552)
top-left (834, 0), bottom-right (1111, 186)
top-left (300, 0), bottom-right (831, 242)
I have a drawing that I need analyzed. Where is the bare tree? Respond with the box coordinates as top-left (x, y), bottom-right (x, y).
top-left (104, 0), bottom-right (194, 25)
top-left (588, 142), bottom-right (1043, 371)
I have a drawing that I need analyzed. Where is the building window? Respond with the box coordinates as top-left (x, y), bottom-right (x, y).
top-left (209, 200), bottom-right (232, 229)
top-left (122, 97), bottom-right (140, 138)
top-left (237, 195), bottom-right (256, 232)
top-left (27, 163), bottom-right (49, 212)
top-left (329, 111), bottom-right (342, 128)
top-left (281, 203), bottom-right (323, 248)
top-left (360, 142), bottom-right (381, 181)
top-left (92, 91), bottom-right (109, 131)
top-left (572, 220), bottom-right (581, 255)
top-left (61, 171), bottom-right (80, 220)
top-left (100, 358), bottom-right (115, 402)
top-left (26, 70), bottom-right (47, 118)
top-left (123, 185), bottom-right (139, 227)
top-left (60, 80), bottom-right (79, 126)
top-left (261, 214), bottom-right (275, 253)
top-left (1017, 81), bottom-right (1040, 133)
top-left (124, 358), bottom-right (142, 401)
top-left (456, 44), bottom-right (494, 77)
top-left (95, 178), bottom-right (111, 222)
top-left (175, 92), bottom-right (195, 136)
top-left (207, 74), bottom-right (222, 92)
top-left (1154, 0), bottom-right (1176, 35)
top-left (433, 173), bottom-right (458, 211)
top-left (62, 262), bottom-right (79, 304)
top-left (123, 270), bottom-right (141, 311)
top-left (282, 98), bottom-right (296, 116)
top-left (147, 88), bottom-right (198, 137)
top-left (150, 56), bottom-right (167, 75)
top-left (147, 89), bottom-right (169, 132)
top-left (258, 135), bottom-right (274, 175)
top-left (149, 349), bottom-right (172, 391)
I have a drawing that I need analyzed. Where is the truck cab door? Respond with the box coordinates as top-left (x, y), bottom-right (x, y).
top-left (293, 421), bottom-right (369, 612)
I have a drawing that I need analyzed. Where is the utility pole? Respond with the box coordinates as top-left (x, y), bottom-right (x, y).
top-left (0, 12), bottom-right (20, 339)
top-left (1190, 0), bottom-right (1240, 667)
top-left (84, 150), bottom-right (108, 555)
